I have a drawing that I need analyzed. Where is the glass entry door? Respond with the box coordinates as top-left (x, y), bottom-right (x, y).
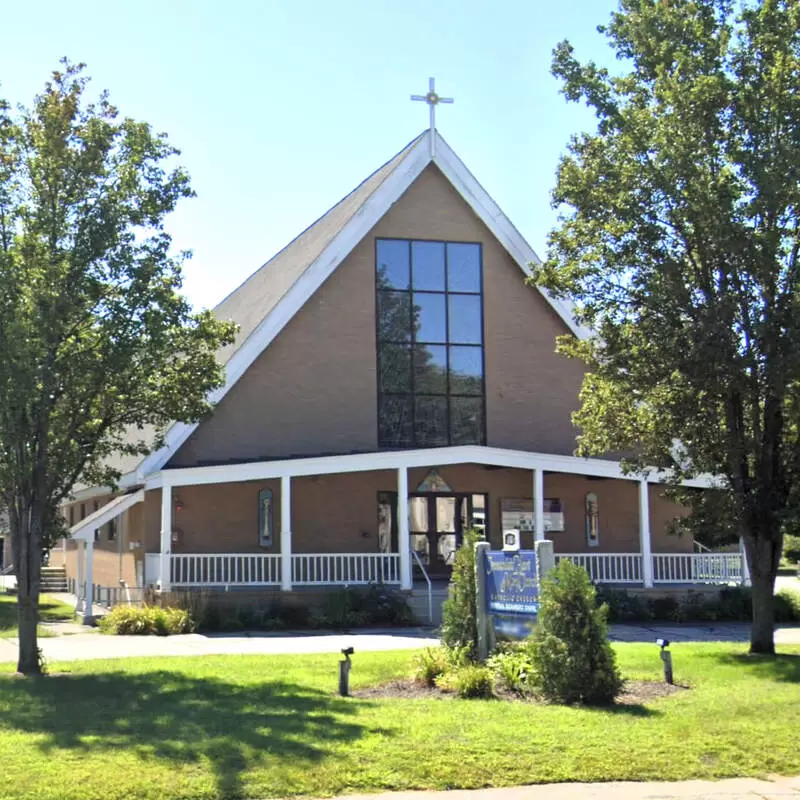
top-left (409, 494), bottom-right (487, 577)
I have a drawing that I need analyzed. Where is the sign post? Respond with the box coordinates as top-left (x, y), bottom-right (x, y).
top-left (475, 538), bottom-right (554, 660)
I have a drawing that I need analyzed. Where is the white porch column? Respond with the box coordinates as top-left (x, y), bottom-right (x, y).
top-left (159, 484), bottom-right (172, 592)
top-left (638, 479), bottom-right (654, 588)
top-left (280, 475), bottom-right (292, 591)
top-left (75, 540), bottom-right (85, 614)
top-left (739, 537), bottom-right (751, 586)
top-left (532, 467), bottom-right (545, 542)
top-left (82, 536), bottom-right (95, 625)
top-left (398, 467), bottom-right (411, 590)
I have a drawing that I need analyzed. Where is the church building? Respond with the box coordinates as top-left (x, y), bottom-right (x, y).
top-left (57, 106), bottom-right (746, 621)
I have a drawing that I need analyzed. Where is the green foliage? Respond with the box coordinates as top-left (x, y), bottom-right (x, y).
top-left (783, 535), bottom-right (800, 564)
top-left (98, 605), bottom-right (196, 636)
top-left (448, 665), bottom-right (494, 699)
top-left (596, 585), bottom-right (800, 624)
top-left (440, 529), bottom-right (480, 660)
top-left (0, 62), bottom-right (235, 672)
top-left (487, 643), bottom-right (534, 695)
top-left (534, 0), bottom-right (800, 653)
top-left (412, 647), bottom-right (449, 687)
top-left (193, 587), bottom-right (414, 633)
top-left (776, 589), bottom-right (800, 622)
top-left (311, 586), bottom-right (415, 629)
top-left (530, 561), bottom-right (622, 705)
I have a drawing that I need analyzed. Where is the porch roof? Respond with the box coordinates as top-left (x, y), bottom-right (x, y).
top-left (146, 445), bottom-right (717, 490)
top-left (69, 489), bottom-right (145, 541)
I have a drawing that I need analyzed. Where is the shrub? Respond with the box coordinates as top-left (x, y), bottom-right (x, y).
top-left (487, 643), bottom-right (534, 694)
top-left (413, 647), bottom-right (449, 687)
top-left (448, 665), bottom-right (494, 699)
top-left (529, 560), bottom-right (622, 705)
top-left (595, 586), bottom-right (652, 622)
top-left (312, 585), bottom-right (416, 629)
top-left (440, 529), bottom-right (481, 660)
top-left (98, 605), bottom-right (196, 636)
top-left (775, 589), bottom-right (800, 622)
top-left (783, 534), bottom-right (800, 564)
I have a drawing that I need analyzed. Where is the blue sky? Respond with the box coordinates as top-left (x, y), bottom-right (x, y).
top-left (0, 0), bottom-right (618, 310)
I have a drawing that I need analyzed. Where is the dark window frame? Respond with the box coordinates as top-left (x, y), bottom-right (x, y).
top-left (375, 237), bottom-right (487, 449)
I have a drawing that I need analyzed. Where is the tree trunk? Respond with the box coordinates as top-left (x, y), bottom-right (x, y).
top-left (12, 501), bottom-right (43, 676)
top-left (743, 534), bottom-right (780, 655)
top-left (749, 570), bottom-right (776, 654)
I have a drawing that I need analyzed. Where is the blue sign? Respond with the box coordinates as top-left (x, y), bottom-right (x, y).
top-left (484, 550), bottom-right (539, 616)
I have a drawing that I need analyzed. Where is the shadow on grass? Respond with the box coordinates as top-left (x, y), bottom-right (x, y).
top-left (0, 670), bottom-right (382, 797)
top-left (710, 652), bottom-right (800, 683)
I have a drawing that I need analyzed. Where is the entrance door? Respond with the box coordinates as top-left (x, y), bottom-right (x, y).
top-left (409, 494), bottom-right (487, 577)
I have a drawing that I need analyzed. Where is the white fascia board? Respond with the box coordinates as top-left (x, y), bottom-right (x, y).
top-left (137, 135), bottom-right (433, 479)
top-left (149, 445), bottom-right (718, 490)
top-left (432, 133), bottom-right (590, 341)
top-left (70, 489), bottom-right (145, 541)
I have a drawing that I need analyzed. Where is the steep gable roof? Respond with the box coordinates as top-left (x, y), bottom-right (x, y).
top-left (213, 132), bottom-right (426, 365)
top-left (126, 129), bottom-right (586, 483)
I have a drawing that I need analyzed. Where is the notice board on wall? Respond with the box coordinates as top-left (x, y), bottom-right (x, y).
top-left (500, 498), bottom-right (564, 533)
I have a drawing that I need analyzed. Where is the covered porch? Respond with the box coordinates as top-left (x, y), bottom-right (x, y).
top-left (138, 445), bottom-right (745, 594)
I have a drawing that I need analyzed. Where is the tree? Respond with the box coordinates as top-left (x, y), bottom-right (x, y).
top-left (0, 62), bottom-right (235, 674)
top-left (534, 0), bottom-right (800, 654)
top-left (440, 529), bottom-right (480, 660)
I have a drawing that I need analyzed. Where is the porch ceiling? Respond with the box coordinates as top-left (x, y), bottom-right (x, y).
top-left (146, 445), bottom-right (717, 490)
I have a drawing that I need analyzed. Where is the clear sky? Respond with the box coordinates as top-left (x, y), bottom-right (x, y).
top-left (0, 0), bottom-right (618, 311)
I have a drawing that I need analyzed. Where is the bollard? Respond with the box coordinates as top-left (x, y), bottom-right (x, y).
top-left (657, 638), bottom-right (673, 684)
top-left (339, 647), bottom-right (353, 696)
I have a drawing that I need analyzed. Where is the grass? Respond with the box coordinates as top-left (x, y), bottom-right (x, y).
top-left (0, 593), bottom-right (75, 639)
top-left (0, 643), bottom-right (797, 800)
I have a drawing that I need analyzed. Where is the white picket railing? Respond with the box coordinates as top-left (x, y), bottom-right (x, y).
top-left (171, 553), bottom-right (281, 587)
top-left (652, 553), bottom-right (744, 585)
top-left (291, 553), bottom-right (401, 586)
top-left (555, 553), bottom-right (644, 584)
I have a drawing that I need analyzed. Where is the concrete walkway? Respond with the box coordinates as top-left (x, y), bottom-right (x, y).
top-left (1, 621), bottom-right (799, 664)
top-left (0, 627), bottom-right (440, 664)
top-left (335, 777), bottom-right (800, 800)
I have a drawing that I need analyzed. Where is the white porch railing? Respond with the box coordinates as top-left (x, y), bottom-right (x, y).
top-left (171, 553), bottom-right (281, 587)
top-left (652, 553), bottom-right (745, 585)
top-left (555, 552), bottom-right (746, 586)
top-left (291, 553), bottom-right (401, 586)
top-left (555, 553), bottom-right (644, 584)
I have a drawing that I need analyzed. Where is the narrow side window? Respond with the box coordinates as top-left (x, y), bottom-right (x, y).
top-left (259, 489), bottom-right (273, 547)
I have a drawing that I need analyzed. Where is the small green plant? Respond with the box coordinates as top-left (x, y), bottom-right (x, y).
top-left (447, 665), bottom-right (494, 699)
top-left (98, 605), bottom-right (196, 636)
top-left (487, 643), bottom-right (534, 694)
top-left (413, 647), bottom-right (448, 687)
top-left (530, 560), bottom-right (622, 705)
top-left (440, 529), bottom-right (481, 660)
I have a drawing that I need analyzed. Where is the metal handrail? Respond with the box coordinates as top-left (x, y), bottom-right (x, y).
top-left (410, 548), bottom-right (433, 625)
top-left (693, 541), bottom-right (712, 553)
top-left (0, 565), bottom-right (13, 576)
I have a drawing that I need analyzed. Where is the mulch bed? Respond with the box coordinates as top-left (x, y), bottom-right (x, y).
top-left (353, 678), bottom-right (689, 705)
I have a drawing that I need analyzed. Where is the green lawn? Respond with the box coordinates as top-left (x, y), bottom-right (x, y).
top-left (0, 643), bottom-right (797, 800)
top-left (0, 593), bottom-right (75, 639)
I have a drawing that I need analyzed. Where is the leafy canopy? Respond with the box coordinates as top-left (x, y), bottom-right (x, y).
top-left (535, 0), bottom-right (800, 543)
top-left (0, 61), bottom-right (235, 519)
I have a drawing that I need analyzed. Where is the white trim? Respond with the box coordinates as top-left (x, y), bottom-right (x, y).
top-left (135, 130), bottom-right (589, 477)
top-left (146, 445), bottom-right (716, 490)
top-left (639, 479), bottom-right (653, 588)
top-left (433, 134), bottom-right (588, 340)
top-left (69, 490), bottom-right (145, 542)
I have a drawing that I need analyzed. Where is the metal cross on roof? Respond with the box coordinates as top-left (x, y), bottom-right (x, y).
top-left (411, 77), bottom-right (453, 157)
